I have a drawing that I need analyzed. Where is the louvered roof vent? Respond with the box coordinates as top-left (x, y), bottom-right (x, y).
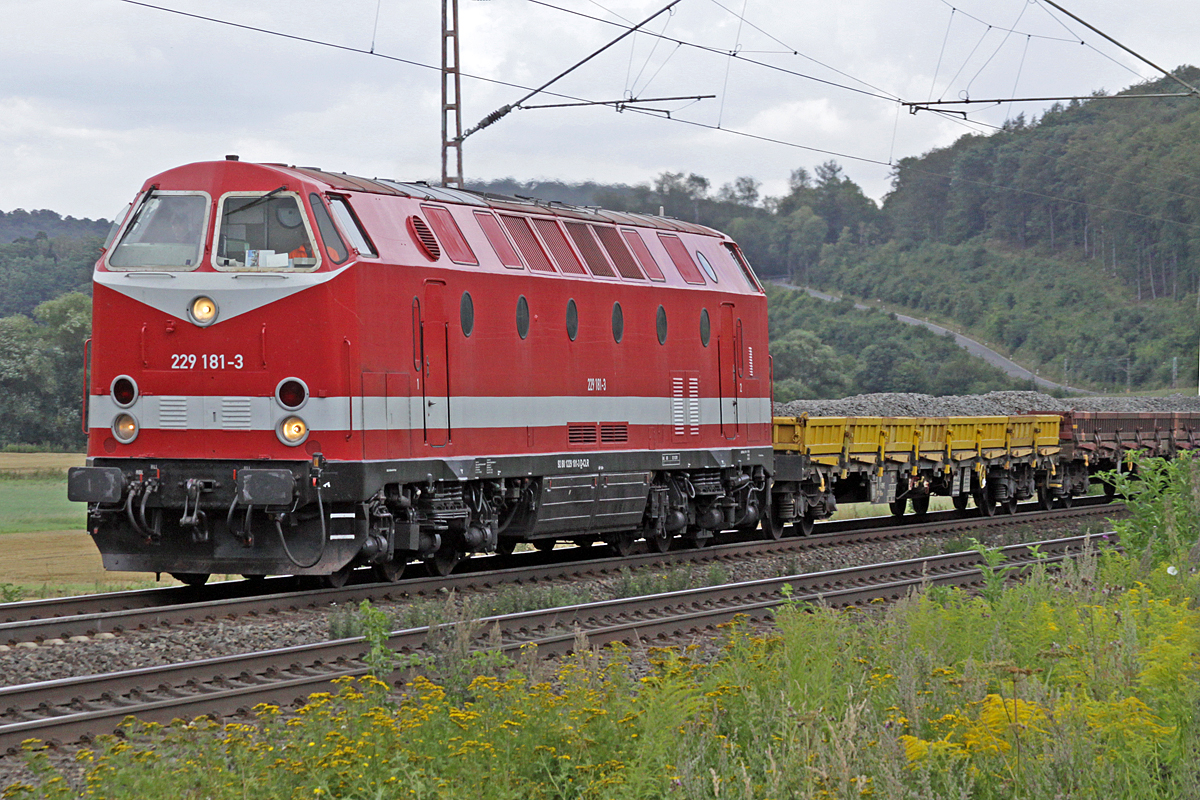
top-left (407, 215), bottom-right (441, 261)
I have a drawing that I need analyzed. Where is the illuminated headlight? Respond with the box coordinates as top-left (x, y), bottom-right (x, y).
top-left (277, 416), bottom-right (308, 445)
top-left (189, 296), bottom-right (218, 326)
top-left (112, 413), bottom-right (139, 443)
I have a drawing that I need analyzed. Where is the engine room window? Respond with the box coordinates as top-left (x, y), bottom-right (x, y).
top-left (215, 193), bottom-right (318, 269)
top-left (460, 291), bottom-right (474, 337)
top-left (516, 295), bottom-right (530, 340)
top-left (612, 302), bottom-right (624, 344)
top-left (329, 197), bottom-right (377, 257)
top-left (566, 299), bottom-right (578, 341)
top-left (700, 308), bottom-right (711, 346)
top-left (657, 305), bottom-right (668, 345)
top-left (109, 193), bottom-right (207, 269)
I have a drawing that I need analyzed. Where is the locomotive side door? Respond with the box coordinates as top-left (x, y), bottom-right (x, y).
top-left (718, 302), bottom-right (741, 440)
top-left (421, 280), bottom-right (451, 446)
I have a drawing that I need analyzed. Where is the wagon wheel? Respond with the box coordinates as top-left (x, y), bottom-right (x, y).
top-left (1057, 493), bottom-right (1074, 509)
top-left (889, 499), bottom-right (907, 518)
top-left (171, 572), bottom-right (210, 587)
top-left (647, 530), bottom-right (673, 553)
top-left (321, 563), bottom-right (354, 589)
top-left (533, 539), bottom-right (557, 553)
top-left (1101, 479), bottom-right (1118, 503)
top-left (1036, 486), bottom-right (1053, 511)
top-left (241, 574), bottom-right (266, 583)
top-left (494, 539), bottom-right (517, 557)
top-left (372, 559), bottom-right (405, 583)
top-left (609, 531), bottom-right (637, 557)
top-left (952, 493), bottom-right (970, 514)
top-left (910, 496), bottom-right (930, 518)
top-left (756, 489), bottom-right (786, 541)
top-left (973, 488), bottom-right (996, 517)
top-left (758, 511), bottom-right (785, 541)
top-left (796, 512), bottom-right (815, 537)
top-left (428, 543), bottom-right (462, 577)
top-left (1001, 496), bottom-right (1019, 515)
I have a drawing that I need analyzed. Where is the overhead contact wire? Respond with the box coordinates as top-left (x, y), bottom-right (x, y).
top-left (523, 0), bottom-right (899, 102)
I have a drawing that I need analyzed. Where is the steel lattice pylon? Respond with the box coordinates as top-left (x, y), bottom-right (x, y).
top-left (441, 0), bottom-right (464, 188)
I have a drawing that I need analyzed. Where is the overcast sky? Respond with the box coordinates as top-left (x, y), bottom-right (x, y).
top-left (2, 0), bottom-right (1196, 220)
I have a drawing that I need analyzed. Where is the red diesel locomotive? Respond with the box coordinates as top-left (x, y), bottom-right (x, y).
top-left (67, 158), bottom-right (774, 585)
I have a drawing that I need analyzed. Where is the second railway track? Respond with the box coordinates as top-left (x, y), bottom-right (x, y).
top-left (0, 530), bottom-right (1115, 753)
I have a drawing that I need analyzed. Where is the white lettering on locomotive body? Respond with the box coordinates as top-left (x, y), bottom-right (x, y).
top-left (171, 353), bottom-right (245, 370)
top-left (556, 458), bottom-right (590, 469)
top-left (586, 377), bottom-right (608, 392)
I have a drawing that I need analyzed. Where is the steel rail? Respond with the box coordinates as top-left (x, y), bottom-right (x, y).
top-left (0, 532), bottom-right (1112, 753)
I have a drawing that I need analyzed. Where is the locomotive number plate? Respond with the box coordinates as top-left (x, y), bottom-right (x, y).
top-left (587, 377), bottom-right (607, 391)
top-left (170, 353), bottom-right (246, 370)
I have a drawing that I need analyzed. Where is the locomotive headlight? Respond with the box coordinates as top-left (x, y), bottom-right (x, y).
top-left (112, 413), bottom-right (139, 443)
top-left (189, 296), bottom-right (218, 326)
top-left (278, 415), bottom-right (308, 445)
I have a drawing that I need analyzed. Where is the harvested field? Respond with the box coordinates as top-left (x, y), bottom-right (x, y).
top-left (0, 530), bottom-right (158, 591)
top-left (0, 453), bottom-right (85, 479)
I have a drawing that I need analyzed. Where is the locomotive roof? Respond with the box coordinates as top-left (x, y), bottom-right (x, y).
top-left (266, 164), bottom-right (723, 238)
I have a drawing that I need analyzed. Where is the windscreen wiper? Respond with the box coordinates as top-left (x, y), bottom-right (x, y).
top-left (224, 185), bottom-right (288, 217)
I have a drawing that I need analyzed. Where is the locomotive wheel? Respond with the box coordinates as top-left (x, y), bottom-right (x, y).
top-left (171, 572), bottom-right (210, 587)
top-left (609, 532), bottom-right (637, 557)
top-left (322, 564), bottom-right (354, 589)
top-left (889, 499), bottom-right (906, 518)
top-left (973, 489), bottom-right (996, 517)
top-left (429, 544), bottom-right (462, 577)
top-left (911, 496), bottom-right (930, 518)
top-left (952, 493), bottom-right (970, 514)
top-left (372, 559), bottom-right (405, 583)
top-left (533, 539), bottom-right (557, 553)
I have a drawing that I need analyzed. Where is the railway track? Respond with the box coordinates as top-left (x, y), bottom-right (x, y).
top-left (1, 499), bottom-right (1121, 646)
top-left (0, 530), bottom-right (1113, 753)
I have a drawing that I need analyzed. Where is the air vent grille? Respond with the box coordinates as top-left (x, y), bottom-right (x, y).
top-left (600, 423), bottom-right (628, 443)
top-left (564, 222), bottom-right (615, 277)
top-left (221, 397), bottom-right (252, 429)
top-left (568, 424), bottom-right (598, 444)
top-left (531, 218), bottom-right (587, 275)
top-left (500, 215), bottom-right (556, 272)
top-left (158, 396), bottom-right (187, 429)
top-left (407, 215), bottom-right (441, 261)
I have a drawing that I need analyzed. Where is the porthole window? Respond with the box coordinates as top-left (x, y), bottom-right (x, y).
top-left (516, 295), bottom-right (530, 340)
top-left (566, 299), bottom-right (578, 341)
top-left (700, 308), bottom-right (711, 347)
top-left (696, 251), bottom-right (719, 282)
top-left (460, 291), bottom-right (474, 337)
top-left (612, 302), bottom-right (624, 344)
top-left (656, 305), bottom-right (668, 345)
